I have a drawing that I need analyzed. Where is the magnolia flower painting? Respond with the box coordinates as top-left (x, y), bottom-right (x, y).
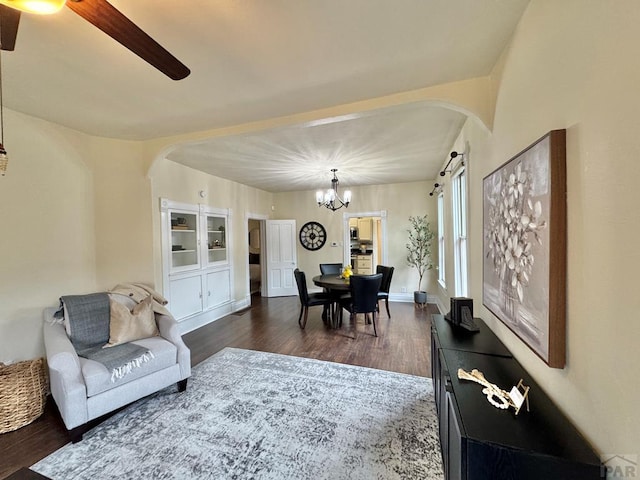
top-left (483, 130), bottom-right (567, 368)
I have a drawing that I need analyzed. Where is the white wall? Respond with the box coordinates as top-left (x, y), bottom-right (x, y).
top-left (462, 0), bottom-right (640, 457)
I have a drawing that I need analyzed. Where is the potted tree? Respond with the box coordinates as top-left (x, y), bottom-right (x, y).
top-left (406, 214), bottom-right (435, 306)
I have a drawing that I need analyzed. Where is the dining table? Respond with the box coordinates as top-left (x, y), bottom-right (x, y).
top-left (312, 274), bottom-right (350, 328)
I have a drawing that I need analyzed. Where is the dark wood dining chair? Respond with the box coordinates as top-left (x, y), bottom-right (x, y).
top-left (375, 265), bottom-right (394, 318)
top-left (319, 263), bottom-right (342, 275)
top-left (339, 273), bottom-right (383, 336)
top-left (293, 269), bottom-right (333, 329)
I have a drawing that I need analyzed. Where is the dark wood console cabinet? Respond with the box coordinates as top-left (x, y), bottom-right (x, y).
top-left (431, 314), bottom-right (601, 479)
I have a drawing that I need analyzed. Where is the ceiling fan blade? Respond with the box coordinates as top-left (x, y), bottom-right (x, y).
top-left (66, 0), bottom-right (190, 80)
top-left (0, 5), bottom-right (21, 51)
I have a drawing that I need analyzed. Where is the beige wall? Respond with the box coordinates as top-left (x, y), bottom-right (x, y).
top-left (460, 0), bottom-right (639, 456)
top-left (87, 138), bottom-right (155, 290)
top-left (274, 181), bottom-right (438, 295)
top-left (0, 110), bottom-right (144, 362)
top-left (149, 158), bottom-right (273, 296)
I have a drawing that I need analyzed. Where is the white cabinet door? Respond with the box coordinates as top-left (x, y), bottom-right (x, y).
top-left (205, 269), bottom-right (231, 309)
top-left (169, 210), bottom-right (200, 273)
top-left (169, 275), bottom-right (203, 319)
top-left (204, 213), bottom-right (228, 266)
top-left (357, 218), bottom-right (372, 241)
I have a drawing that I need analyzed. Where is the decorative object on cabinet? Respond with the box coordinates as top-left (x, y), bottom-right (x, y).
top-left (299, 221), bottom-right (327, 251)
top-left (445, 297), bottom-right (479, 332)
top-left (483, 129), bottom-right (567, 368)
top-left (456, 368), bottom-right (528, 412)
top-left (405, 214), bottom-right (435, 306)
top-left (315, 168), bottom-right (352, 211)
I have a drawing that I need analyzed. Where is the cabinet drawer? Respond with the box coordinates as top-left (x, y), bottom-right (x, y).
top-left (356, 256), bottom-right (371, 267)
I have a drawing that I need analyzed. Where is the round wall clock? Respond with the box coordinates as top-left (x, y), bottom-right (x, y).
top-left (299, 221), bottom-right (327, 251)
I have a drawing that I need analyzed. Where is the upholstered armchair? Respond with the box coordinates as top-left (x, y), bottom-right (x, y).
top-left (43, 294), bottom-right (191, 442)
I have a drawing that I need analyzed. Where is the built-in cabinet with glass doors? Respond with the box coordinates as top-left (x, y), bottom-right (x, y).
top-left (160, 198), bottom-right (233, 328)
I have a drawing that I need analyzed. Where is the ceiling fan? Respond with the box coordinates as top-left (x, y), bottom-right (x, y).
top-left (0, 0), bottom-right (190, 80)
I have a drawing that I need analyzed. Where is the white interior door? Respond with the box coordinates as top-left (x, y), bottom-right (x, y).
top-left (265, 219), bottom-right (298, 297)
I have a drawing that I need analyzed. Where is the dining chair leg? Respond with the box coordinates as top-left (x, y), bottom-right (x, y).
top-left (298, 305), bottom-right (304, 328)
top-left (385, 299), bottom-right (391, 318)
top-left (299, 306), bottom-right (309, 329)
top-left (372, 311), bottom-right (378, 337)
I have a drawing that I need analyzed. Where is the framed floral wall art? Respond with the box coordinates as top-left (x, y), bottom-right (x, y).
top-left (483, 130), bottom-right (567, 368)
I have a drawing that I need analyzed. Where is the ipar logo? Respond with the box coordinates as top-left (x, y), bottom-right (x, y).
top-left (602, 454), bottom-right (638, 478)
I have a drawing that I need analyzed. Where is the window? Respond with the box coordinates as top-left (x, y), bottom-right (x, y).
top-left (452, 167), bottom-right (468, 297)
top-left (437, 192), bottom-right (446, 288)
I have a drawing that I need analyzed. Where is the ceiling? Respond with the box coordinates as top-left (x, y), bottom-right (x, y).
top-left (2, 0), bottom-right (530, 191)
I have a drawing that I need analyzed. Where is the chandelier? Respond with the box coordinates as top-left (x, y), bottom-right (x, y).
top-left (315, 169), bottom-right (352, 211)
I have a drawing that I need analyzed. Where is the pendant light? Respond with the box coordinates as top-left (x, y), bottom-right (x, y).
top-left (316, 169), bottom-right (352, 211)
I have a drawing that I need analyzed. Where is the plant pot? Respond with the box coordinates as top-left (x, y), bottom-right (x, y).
top-left (414, 291), bottom-right (427, 305)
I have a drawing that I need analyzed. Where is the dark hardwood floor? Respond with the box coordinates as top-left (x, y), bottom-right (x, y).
top-left (0, 295), bottom-right (438, 479)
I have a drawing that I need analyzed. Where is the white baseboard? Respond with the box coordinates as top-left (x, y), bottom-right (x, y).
top-left (235, 296), bottom-right (252, 311)
top-left (177, 297), bottom-right (254, 335)
top-left (177, 302), bottom-right (233, 335)
top-left (389, 292), bottom-right (438, 305)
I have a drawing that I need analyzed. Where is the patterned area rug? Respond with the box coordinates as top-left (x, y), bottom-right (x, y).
top-left (32, 348), bottom-right (443, 479)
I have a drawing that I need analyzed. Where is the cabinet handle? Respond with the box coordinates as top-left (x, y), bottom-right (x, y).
top-left (445, 376), bottom-right (453, 392)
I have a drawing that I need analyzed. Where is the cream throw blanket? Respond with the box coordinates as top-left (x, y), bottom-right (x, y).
top-left (110, 283), bottom-right (172, 317)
